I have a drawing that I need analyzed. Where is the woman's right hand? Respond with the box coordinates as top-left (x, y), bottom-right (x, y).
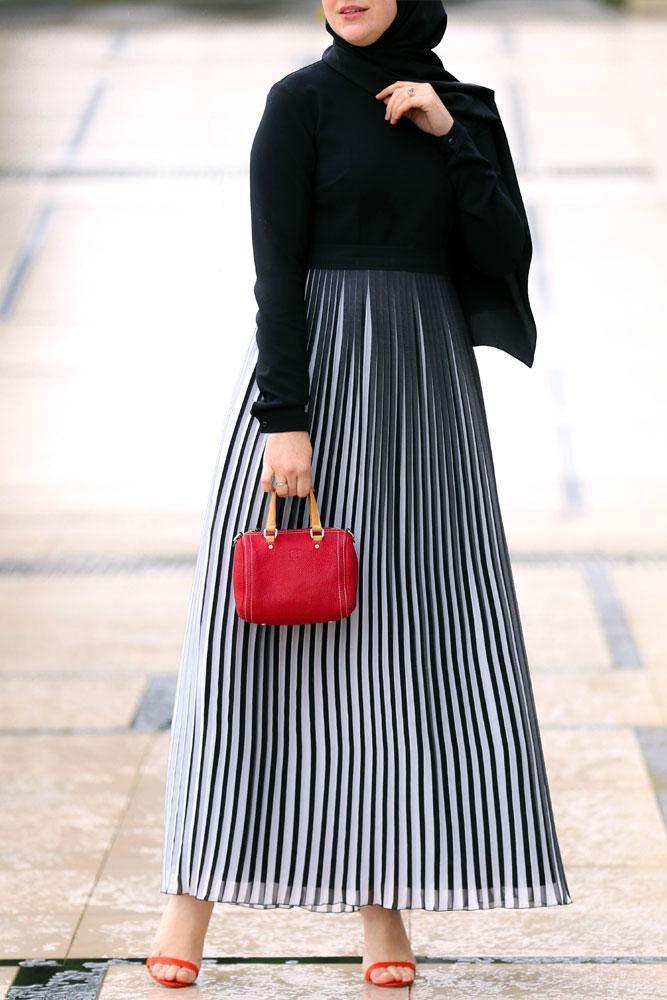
top-left (260, 430), bottom-right (313, 498)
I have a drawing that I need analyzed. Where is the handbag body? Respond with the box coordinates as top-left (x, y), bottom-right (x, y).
top-left (232, 488), bottom-right (358, 626)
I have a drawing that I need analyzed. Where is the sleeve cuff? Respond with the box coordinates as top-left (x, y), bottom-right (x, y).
top-left (436, 117), bottom-right (470, 161)
top-left (251, 404), bottom-right (309, 434)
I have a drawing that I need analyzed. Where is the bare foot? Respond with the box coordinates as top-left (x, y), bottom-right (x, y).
top-left (360, 904), bottom-right (416, 986)
top-left (147, 894), bottom-right (214, 985)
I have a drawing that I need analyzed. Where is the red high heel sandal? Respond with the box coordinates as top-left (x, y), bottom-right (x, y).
top-left (145, 955), bottom-right (200, 988)
top-left (363, 960), bottom-right (416, 988)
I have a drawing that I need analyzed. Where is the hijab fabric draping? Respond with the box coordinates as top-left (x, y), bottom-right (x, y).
top-left (322, 0), bottom-right (499, 125)
top-left (321, 1), bottom-right (537, 367)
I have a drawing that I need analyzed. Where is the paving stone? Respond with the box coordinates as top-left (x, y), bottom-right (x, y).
top-left (543, 727), bottom-right (657, 789)
top-left (0, 734), bottom-right (149, 875)
top-left (70, 897), bottom-right (365, 962)
top-left (513, 566), bottom-right (611, 671)
top-left (98, 958), bottom-right (667, 999)
top-left (532, 673), bottom-right (662, 726)
top-left (0, 968), bottom-right (19, 998)
top-left (615, 565), bottom-right (667, 671)
top-left (0, 675), bottom-right (147, 730)
top-left (409, 867), bottom-right (667, 958)
top-left (0, 574), bottom-right (191, 673)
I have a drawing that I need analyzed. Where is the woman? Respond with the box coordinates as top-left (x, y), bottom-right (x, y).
top-left (147, 0), bottom-right (572, 989)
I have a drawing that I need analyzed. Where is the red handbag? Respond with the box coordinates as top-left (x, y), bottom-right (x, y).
top-left (232, 488), bottom-right (358, 625)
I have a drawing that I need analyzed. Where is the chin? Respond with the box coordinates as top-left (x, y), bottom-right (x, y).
top-left (335, 25), bottom-right (376, 45)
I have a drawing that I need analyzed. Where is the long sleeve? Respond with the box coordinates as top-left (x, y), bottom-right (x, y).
top-left (436, 118), bottom-right (526, 277)
top-left (248, 81), bottom-right (316, 434)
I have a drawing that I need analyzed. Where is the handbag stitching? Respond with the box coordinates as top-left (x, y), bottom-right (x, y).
top-left (337, 531), bottom-right (343, 618)
top-left (237, 535), bottom-right (243, 619)
top-left (343, 530), bottom-right (348, 614)
top-left (334, 531), bottom-right (340, 618)
top-left (242, 534), bottom-right (248, 620)
top-left (249, 533), bottom-right (254, 622)
top-left (245, 534), bottom-right (251, 621)
top-left (340, 534), bottom-right (347, 615)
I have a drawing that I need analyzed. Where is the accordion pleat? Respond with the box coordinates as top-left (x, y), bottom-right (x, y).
top-left (160, 267), bottom-right (572, 911)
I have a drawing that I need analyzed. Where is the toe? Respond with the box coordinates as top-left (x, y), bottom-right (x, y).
top-left (370, 967), bottom-right (395, 984)
top-left (383, 964), bottom-right (413, 984)
top-left (148, 956), bottom-right (197, 985)
top-left (175, 966), bottom-right (197, 984)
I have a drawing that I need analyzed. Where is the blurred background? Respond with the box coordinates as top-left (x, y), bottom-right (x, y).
top-left (0, 0), bottom-right (665, 997)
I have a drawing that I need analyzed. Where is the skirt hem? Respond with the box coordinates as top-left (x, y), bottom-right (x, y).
top-left (159, 885), bottom-right (573, 913)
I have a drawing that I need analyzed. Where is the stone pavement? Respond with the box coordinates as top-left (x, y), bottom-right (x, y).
top-left (0, 0), bottom-right (665, 996)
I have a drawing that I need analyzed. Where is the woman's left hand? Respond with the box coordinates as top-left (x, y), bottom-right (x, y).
top-left (376, 81), bottom-right (454, 138)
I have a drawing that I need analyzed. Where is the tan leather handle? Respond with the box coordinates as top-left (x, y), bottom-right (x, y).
top-left (264, 488), bottom-right (323, 542)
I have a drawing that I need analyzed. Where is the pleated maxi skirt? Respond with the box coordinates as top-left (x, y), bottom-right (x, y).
top-left (160, 266), bottom-right (572, 911)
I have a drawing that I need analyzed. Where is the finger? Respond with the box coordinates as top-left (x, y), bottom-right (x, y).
top-left (376, 80), bottom-right (411, 98)
top-left (279, 470), bottom-right (300, 497)
top-left (387, 92), bottom-right (420, 123)
top-left (273, 476), bottom-right (291, 497)
top-left (386, 85), bottom-right (423, 121)
top-left (296, 471), bottom-right (312, 498)
top-left (273, 469), bottom-right (296, 497)
top-left (385, 89), bottom-right (405, 120)
top-left (386, 93), bottom-right (405, 121)
top-left (259, 463), bottom-right (274, 492)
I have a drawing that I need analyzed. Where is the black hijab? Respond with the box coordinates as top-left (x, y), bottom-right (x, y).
top-left (321, 0), bottom-right (537, 369)
top-left (322, 1), bottom-right (498, 124)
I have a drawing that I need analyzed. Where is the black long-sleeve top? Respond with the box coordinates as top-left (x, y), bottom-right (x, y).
top-left (248, 60), bottom-right (526, 434)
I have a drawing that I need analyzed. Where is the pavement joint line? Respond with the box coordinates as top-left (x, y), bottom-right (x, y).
top-left (64, 80), bottom-right (108, 161)
top-left (0, 727), bottom-right (147, 736)
top-left (131, 673), bottom-right (178, 732)
top-left (551, 164), bottom-right (654, 176)
top-left (635, 726), bottom-right (667, 826)
top-left (0, 666), bottom-right (621, 679)
top-left (0, 722), bottom-right (657, 737)
top-left (0, 202), bottom-right (55, 320)
top-left (0, 668), bottom-right (166, 679)
top-left (0, 551), bottom-right (665, 575)
top-left (512, 552), bottom-right (667, 564)
top-left (583, 559), bottom-right (643, 670)
top-left (2, 955), bottom-right (666, 968)
top-left (0, 165), bottom-right (654, 180)
top-left (454, 0), bottom-right (614, 15)
top-left (8, 955), bottom-right (667, 997)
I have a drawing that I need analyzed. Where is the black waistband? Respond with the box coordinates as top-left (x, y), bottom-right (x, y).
top-left (306, 242), bottom-right (452, 276)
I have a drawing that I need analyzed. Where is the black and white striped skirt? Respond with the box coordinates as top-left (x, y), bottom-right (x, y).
top-left (160, 267), bottom-right (572, 911)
